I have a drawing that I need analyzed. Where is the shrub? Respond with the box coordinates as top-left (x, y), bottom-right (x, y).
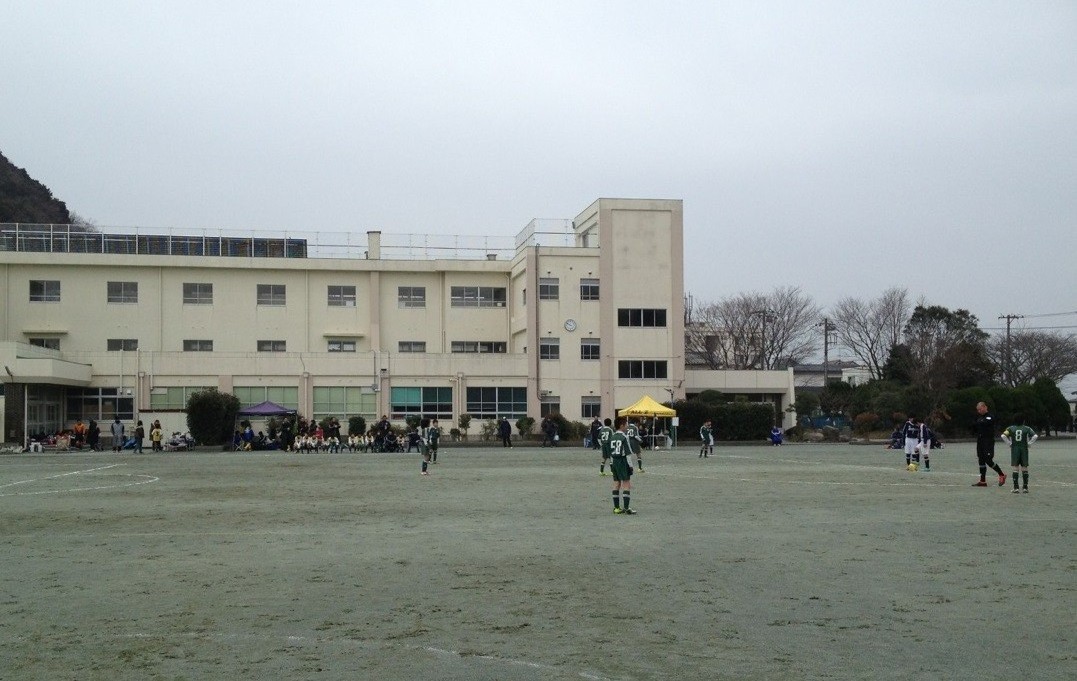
top-left (348, 416), bottom-right (366, 436)
top-left (458, 413), bottom-right (472, 439)
top-left (449, 427), bottom-right (462, 441)
top-left (853, 412), bottom-right (880, 435)
top-left (784, 425), bottom-right (804, 442)
top-left (516, 417), bottom-right (535, 437)
top-left (546, 413), bottom-right (572, 441)
top-left (480, 419), bottom-right (498, 441)
top-left (186, 389), bottom-right (241, 446)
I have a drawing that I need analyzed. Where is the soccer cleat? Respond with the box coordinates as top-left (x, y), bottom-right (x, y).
top-left (1022, 488), bottom-right (1029, 494)
top-left (600, 471), bottom-right (608, 476)
top-left (637, 468), bottom-right (645, 474)
top-left (613, 507), bottom-right (624, 514)
top-left (421, 471), bottom-right (429, 476)
top-left (1012, 488), bottom-right (1021, 494)
top-left (998, 473), bottom-right (1007, 487)
top-left (972, 481), bottom-right (988, 487)
top-left (622, 508), bottom-right (636, 515)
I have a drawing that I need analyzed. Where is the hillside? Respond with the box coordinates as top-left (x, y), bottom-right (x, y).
top-left (0, 151), bottom-right (73, 224)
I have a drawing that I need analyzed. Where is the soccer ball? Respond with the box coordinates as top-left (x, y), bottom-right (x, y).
top-left (907, 462), bottom-right (918, 472)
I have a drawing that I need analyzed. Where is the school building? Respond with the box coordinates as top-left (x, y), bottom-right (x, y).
top-left (0, 198), bottom-right (795, 443)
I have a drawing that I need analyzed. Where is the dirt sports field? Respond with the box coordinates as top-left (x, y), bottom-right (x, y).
top-left (0, 441), bottom-right (1073, 681)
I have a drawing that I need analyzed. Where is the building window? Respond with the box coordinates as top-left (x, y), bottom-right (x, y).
top-left (67, 386), bottom-right (135, 422)
top-left (29, 280), bottom-right (60, 302)
top-left (149, 386), bottom-right (213, 410)
top-left (450, 286), bottom-right (507, 308)
top-left (398, 286), bottom-right (426, 308)
top-left (233, 386), bottom-right (299, 410)
top-left (328, 285), bottom-right (357, 307)
top-left (581, 396), bottom-right (602, 419)
top-left (257, 340), bottom-right (287, 352)
top-left (539, 337), bottom-right (560, 360)
top-left (313, 386), bottom-right (376, 422)
top-left (390, 386), bottom-right (452, 420)
top-left (182, 283), bottom-right (213, 304)
top-left (581, 338), bottom-right (600, 360)
top-left (28, 338), bottom-right (60, 350)
top-left (107, 281), bottom-right (138, 304)
top-left (465, 387), bottom-right (527, 420)
top-left (617, 308), bottom-right (667, 327)
top-left (182, 340), bottom-right (213, 352)
top-left (538, 278), bottom-right (559, 300)
top-left (618, 360), bottom-right (668, 379)
top-left (580, 278), bottom-right (600, 301)
top-left (451, 341), bottom-right (507, 353)
top-left (327, 339), bottom-right (356, 352)
top-left (540, 398), bottom-right (561, 417)
top-left (257, 284), bottom-right (286, 306)
top-left (398, 341), bottom-right (427, 353)
top-left (107, 339), bottom-right (139, 351)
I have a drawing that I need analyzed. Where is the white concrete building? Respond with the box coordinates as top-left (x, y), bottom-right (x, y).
top-left (2, 198), bottom-right (798, 443)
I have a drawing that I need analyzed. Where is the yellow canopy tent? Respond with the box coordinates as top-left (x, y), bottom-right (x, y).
top-left (618, 395), bottom-right (676, 418)
top-left (618, 396), bottom-right (677, 449)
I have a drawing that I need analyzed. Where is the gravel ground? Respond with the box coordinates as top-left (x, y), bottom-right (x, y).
top-left (1, 441), bottom-right (1073, 680)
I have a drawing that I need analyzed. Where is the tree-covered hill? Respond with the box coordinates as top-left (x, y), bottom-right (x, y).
top-left (0, 151), bottom-right (72, 224)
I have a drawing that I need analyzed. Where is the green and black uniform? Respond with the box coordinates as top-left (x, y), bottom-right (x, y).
top-left (598, 425), bottom-right (615, 475)
top-left (699, 424), bottom-right (713, 457)
top-left (1001, 424), bottom-right (1037, 492)
top-left (626, 422), bottom-right (644, 472)
top-left (426, 425), bottom-right (440, 462)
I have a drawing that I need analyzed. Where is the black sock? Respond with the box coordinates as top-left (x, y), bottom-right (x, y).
top-left (637, 458), bottom-right (643, 469)
top-left (612, 490), bottom-right (620, 509)
top-left (1023, 472), bottom-right (1029, 489)
top-left (421, 460), bottom-right (428, 472)
top-left (600, 463), bottom-right (604, 472)
top-left (979, 465), bottom-right (987, 481)
top-left (622, 491), bottom-right (630, 510)
top-left (924, 457), bottom-right (930, 469)
top-left (1013, 472), bottom-right (1020, 489)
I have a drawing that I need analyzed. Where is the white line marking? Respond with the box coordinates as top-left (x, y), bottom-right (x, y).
top-left (0, 463), bottom-right (124, 489)
top-left (0, 464), bottom-right (160, 497)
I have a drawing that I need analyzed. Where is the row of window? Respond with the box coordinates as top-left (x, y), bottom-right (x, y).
top-left (34, 338), bottom-right (663, 372)
top-left (28, 280), bottom-right (612, 307)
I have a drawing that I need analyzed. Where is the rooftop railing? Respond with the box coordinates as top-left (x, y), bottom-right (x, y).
top-left (0, 220), bottom-right (590, 261)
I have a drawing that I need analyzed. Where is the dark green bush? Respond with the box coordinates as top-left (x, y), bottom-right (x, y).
top-left (186, 389), bottom-right (241, 446)
top-left (348, 416), bottom-right (366, 436)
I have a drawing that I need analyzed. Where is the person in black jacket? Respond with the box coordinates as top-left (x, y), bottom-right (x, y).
top-left (498, 417), bottom-right (513, 448)
top-left (973, 402), bottom-right (1006, 487)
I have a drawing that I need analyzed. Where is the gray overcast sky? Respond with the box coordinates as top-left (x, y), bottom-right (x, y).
top-left (3, 1), bottom-right (1075, 365)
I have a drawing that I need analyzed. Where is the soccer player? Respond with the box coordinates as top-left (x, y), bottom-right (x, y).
top-left (608, 416), bottom-right (637, 515)
top-left (916, 418), bottom-right (932, 471)
top-left (973, 402), bottom-right (1006, 487)
top-left (1001, 415), bottom-right (1037, 494)
top-left (627, 417), bottom-right (644, 472)
top-left (419, 418), bottom-right (433, 475)
top-left (427, 418), bottom-right (441, 464)
top-left (699, 419), bottom-right (714, 457)
top-left (598, 417), bottom-right (614, 476)
top-left (900, 415), bottom-right (922, 469)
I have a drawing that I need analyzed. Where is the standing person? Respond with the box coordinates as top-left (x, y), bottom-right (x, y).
top-left (419, 418), bottom-right (433, 475)
top-left (627, 417), bottom-right (644, 472)
top-left (699, 419), bottom-right (714, 457)
top-left (608, 416), bottom-right (637, 514)
top-left (150, 420), bottom-right (163, 452)
top-left (1002, 415), bottom-right (1038, 494)
top-left (498, 417), bottom-right (513, 448)
top-left (973, 402), bottom-right (1006, 487)
top-left (900, 415), bottom-right (922, 469)
top-left (917, 418), bottom-right (932, 471)
top-left (427, 418), bottom-right (441, 464)
top-left (598, 417), bottom-right (615, 476)
top-left (133, 420), bottom-right (145, 454)
top-left (589, 417), bottom-right (601, 450)
top-left (110, 417), bottom-right (124, 452)
top-left (87, 419), bottom-right (101, 451)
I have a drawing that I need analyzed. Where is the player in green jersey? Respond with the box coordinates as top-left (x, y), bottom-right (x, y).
top-left (608, 416), bottom-right (637, 514)
top-left (699, 419), bottom-right (714, 457)
top-left (1001, 415), bottom-right (1038, 494)
top-left (598, 417), bottom-right (615, 476)
top-left (626, 417), bottom-right (645, 473)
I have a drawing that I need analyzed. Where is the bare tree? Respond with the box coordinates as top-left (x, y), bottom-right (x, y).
top-left (686, 286), bottom-right (820, 369)
top-left (830, 287), bottom-right (910, 378)
top-left (987, 330), bottom-right (1077, 387)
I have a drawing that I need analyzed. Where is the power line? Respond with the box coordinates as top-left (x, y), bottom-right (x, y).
top-left (982, 325), bottom-right (1077, 331)
top-left (1018, 310), bottom-right (1077, 319)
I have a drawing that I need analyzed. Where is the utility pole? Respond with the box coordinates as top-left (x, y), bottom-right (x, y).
top-left (752, 309), bottom-right (775, 370)
top-left (998, 313), bottom-right (1024, 386)
top-left (818, 318), bottom-right (835, 387)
